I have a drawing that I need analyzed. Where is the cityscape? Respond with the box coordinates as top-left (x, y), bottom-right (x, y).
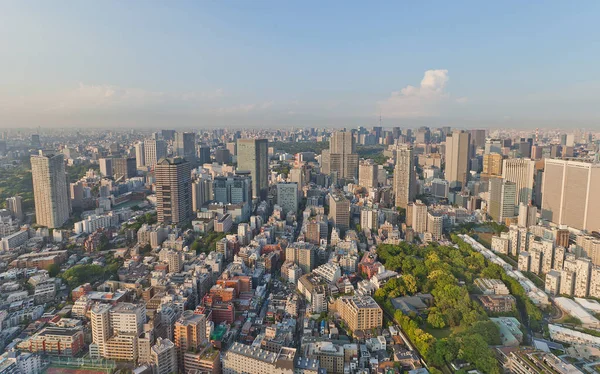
top-left (1, 2), bottom-right (600, 374)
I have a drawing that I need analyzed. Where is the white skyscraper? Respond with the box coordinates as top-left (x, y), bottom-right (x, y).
top-left (144, 139), bottom-right (167, 169)
top-left (134, 142), bottom-right (145, 168)
top-left (502, 158), bottom-right (535, 206)
top-left (277, 182), bottom-right (299, 215)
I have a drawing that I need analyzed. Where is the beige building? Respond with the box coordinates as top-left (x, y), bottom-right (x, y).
top-left (393, 145), bottom-right (416, 209)
top-left (144, 139), bottom-right (167, 168)
top-left (155, 157), bottom-right (192, 225)
top-left (31, 152), bottom-right (70, 228)
top-left (151, 338), bottom-right (177, 374)
top-left (482, 153), bottom-right (503, 176)
top-left (542, 159), bottom-right (600, 231)
top-left (411, 200), bottom-right (428, 234)
top-left (502, 158), bottom-right (535, 206)
top-left (336, 295), bottom-right (382, 332)
top-left (427, 212), bottom-right (443, 241)
top-left (222, 342), bottom-right (310, 374)
top-left (174, 311), bottom-right (207, 372)
top-left (444, 131), bottom-right (471, 187)
top-left (321, 131), bottom-right (359, 180)
top-left (358, 159), bottom-right (378, 189)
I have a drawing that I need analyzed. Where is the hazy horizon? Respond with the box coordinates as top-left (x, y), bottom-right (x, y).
top-left (1, 1), bottom-right (599, 129)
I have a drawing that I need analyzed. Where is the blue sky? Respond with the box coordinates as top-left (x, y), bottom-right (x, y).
top-left (1, 1), bottom-right (599, 128)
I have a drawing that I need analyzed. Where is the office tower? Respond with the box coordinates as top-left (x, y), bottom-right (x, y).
top-left (277, 182), bottom-right (299, 215)
top-left (112, 158), bottom-right (137, 179)
top-left (444, 131), bottom-right (471, 187)
top-left (31, 152), bottom-right (70, 228)
top-left (470, 129), bottom-right (486, 149)
top-left (485, 138), bottom-right (502, 154)
top-left (412, 200), bottom-right (428, 234)
top-left (372, 126), bottom-right (383, 140)
top-left (237, 139), bottom-right (269, 199)
top-left (482, 153), bottom-right (503, 176)
top-left (502, 158), bottom-right (535, 205)
top-left (155, 158), bottom-right (192, 225)
top-left (214, 148), bottom-right (231, 164)
top-left (144, 139), bottom-right (167, 168)
top-left (360, 207), bottom-right (379, 231)
top-left (192, 178), bottom-right (211, 212)
top-left (393, 145), bottom-right (416, 209)
top-left (416, 127), bottom-right (430, 144)
top-left (197, 145), bottom-right (211, 165)
top-left (161, 129), bottom-right (176, 141)
top-left (358, 159), bottom-right (378, 189)
top-left (151, 338), bottom-right (177, 374)
top-left (6, 196), bottom-right (23, 221)
top-left (518, 203), bottom-right (537, 228)
top-left (226, 142), bottom-right (237, 156)
top-left (530, 145), bottom-right (543, 160)
top-left (329, 192), bottom-right (350, 231)
top-left (427, 212), bottom-right (444, 240)
top-left (489, 178), bottom-right (517, 223)
top-left (134, 142), bottom-right (145, 168)
top-left (213, 175), bottom-right (252, 205)
top-left (542, 159), bottom-right (600, 231)
top-left (31, 134), bottom-right (41, 148)
top-left (517, 138), bottom-right (533, 158)
top-left (289, 166), bottom-right (307, 188)
top-left (174, 132), bottom-right (196, 162)
top-left (99, 158), bottom-right (113, 177)
top-left (321, 131), bottom-right (359, 180)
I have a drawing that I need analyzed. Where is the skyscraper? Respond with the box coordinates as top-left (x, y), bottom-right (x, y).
top-left (358, 159), bottom-right (378, 189)
top-left (134, 142), bottom-right (145, 168)
top-left (112, 158), bottom-right (137, 179)
top-left (502, 158), bottom-right (535, 206)
top-left (237, 139), bottom-right (269, 200)
top-left (6, 196), bottom-right (23, 221)
top-left (321, 131), bottom-right (359, 180)
top-left (445, 131), bottom-right (471, 187)
top-left (542, 159), bottom-right (600, 231)
top-left (197, 145), bottom-right (211, 165)
top-left (277, 182), bottom-right (299, 215)
top-left (174, 132), bottom-right (196, 162)
top-left (470, 129), bottom-right (487, 150)
top-left (482, 153), bottom-right (503, 176)
top-left (192, 177), bottom-right (212, 212)
top-left (31, 152), bottom-right (70, 228)
top-left (393, 145), bottom-right (416, 209)
top-left (213, 175), bottom-right (252, 205)
top-left (155, 158), bottom-right (192, 225)
top-left (489, 178), bottom-right (517, 223)
top-left (329, 192), bottom-right (350, 231)
top-left (144, 139), bottom-right (167, 169)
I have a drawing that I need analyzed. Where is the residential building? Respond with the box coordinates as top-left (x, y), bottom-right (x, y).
top-left (237, 138), bottom-right (269, 199)
top-left (31, 152), bottom-right (70, 228)
top-left (393, 145), bottom-right (416, 209)
top-left (155, 157), bottom-right (192, 225)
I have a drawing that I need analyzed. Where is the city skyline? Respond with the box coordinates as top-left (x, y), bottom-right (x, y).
top-left (1, 1), bottom-right (600, 128)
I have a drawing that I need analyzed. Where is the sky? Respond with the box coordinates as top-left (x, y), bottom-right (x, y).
top-left (0, 1), bottom-right (599, 129)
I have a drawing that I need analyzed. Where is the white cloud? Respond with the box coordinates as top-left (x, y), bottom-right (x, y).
top-left (378, 69), bottom-right (458, 117)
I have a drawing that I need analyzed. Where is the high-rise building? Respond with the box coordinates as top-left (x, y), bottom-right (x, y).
top-left (518, 203), bottom-right (537, 228)
top-left (99, 158), bottom-right (113, 177)
top-left (358, 159), bottom-right (377, 189)
top-left (502, 158), bottom-right (535, 206)
top-left (335, 295), bottom-right (383, 332)
top-left (485, 138), bottom-right (503, 154)
top-left (192, 177), bottom-right (212, 212)
top-left (329, 192), bottom-right (350, 231)
top-left (542, 159), bottom-right (600, 231)
top-left (155, 158), bottom-right (192, 225)
top-left (289, 166), bottom-right (307, 189)
top-left (144, 139), bottom-right (167, 168)
top-left (445, 131), bottom-right (471, 187)
top-left (222, 343), bottom-right (306, 374)
top-left (427, 212), bottom-right (444, 240)
top-left (470, 129), bottom-right (487, 149)
top-left (174, 311), bottom-right (207, 372)
top-left (135, 142), bottom-right (145, 168)
top-left (393, 145), bottom-right (416, 209)
top-left (31, 152), bottom-right (70, 228)
top-left (174, 132), bottom-right (196, 162)
top-left (112, 158), bottom-right (137, 179)
top-left (411, 200), bottom-right (428, 234)
top-left (482, 153), bottom-right (503, 176)
top-left (321, 131), bottom-right (359, 180)
top-left (6, 196), bottom-right (23, 221)
top-left (197, 145), bottom-right (211, 165)
top-left (213, 175), bottom-right (252, 205)
top-left (277, 182), bottom-right (299, 215)
top-left (214, 148), bottom-right (231, 164)
top-left (286, 242), bottom-right (316, 274)
top-left (489, 178), bottom-right (517, 223)
top-left (237, 139), bottom-right (269, 200)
